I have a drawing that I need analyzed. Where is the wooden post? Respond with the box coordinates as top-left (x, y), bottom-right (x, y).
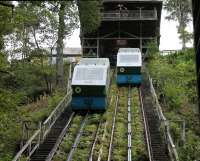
top-left (38, 122), bottom-right (42, 144)
top-left (20, 122), bottom-right (26, 149)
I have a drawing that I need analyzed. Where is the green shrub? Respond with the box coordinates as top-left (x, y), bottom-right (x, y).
top-left (147, 48), bottom-right (199, 160)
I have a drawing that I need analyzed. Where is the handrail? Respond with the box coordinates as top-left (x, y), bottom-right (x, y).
top-left (148, 74), bottom-right (179, 161)
top-left (149, 77), bottom-right (166, 121)
top-left (43, 91), bottom-right (72, 125)
top-left (101, 10), bottom-right (157, 20)
top-left (46, 112), bottom-right (75, 161)
top-left (42, 90), bottom-right (72, 139)
top-left (12, 91), bottom-right (72, 161)
top-left (13, 130), bottom-right (41, 161)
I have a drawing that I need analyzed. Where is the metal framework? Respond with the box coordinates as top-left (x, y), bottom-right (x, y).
top-left (192, 0), bottom-right (200, 117)
top-left (80, 0), bottom-right (162, 65)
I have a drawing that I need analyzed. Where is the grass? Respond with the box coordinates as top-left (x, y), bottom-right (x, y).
top-left (52, 78), bottom-right (148, 161)
top-left (53, 115), bottom-right (83, 161)
top-left (19, 90), bottom-right (65, 123)
top-left (0, 90), bottom-right (65, 161)
top-left (131, 88), bottom-right (148, 161)
top-left (92, 81), bottom-right (117, 160)
top-left (72, 114), bottom-right (101, 161)
top-left (112, 87), bottom-right (128, 161)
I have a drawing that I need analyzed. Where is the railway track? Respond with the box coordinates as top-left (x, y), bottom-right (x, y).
top-left (88, 117), bottom-right (103, 161)
top-left (140, 85), bottom-right (170, 161)
top-left (66, 112), bottom-right (89, 161)
top-left (107, 94), bottom-right (119, 161)
top-left (28, 72), bottom-right (170, 161)
top-left (127, 86), bottom-right (132, 161)
top-left (26, 70), bottom-right (115, 161)
top-left (107, 86), bottom-right (134, 161)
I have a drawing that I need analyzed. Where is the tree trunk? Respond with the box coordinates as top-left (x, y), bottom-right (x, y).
top-left (56, 2), bottom-right (66, 88)
top-left (182, 30), bottom-right (186, 50)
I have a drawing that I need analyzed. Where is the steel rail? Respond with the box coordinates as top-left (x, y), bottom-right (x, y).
top-left (97, 121), bottom-right (108, 161)
top-left (127, 86), bottom-right (132, 161)
top-left (66, 112), bottom-right (89, 161)
top-left (97, 95), bottom-right (113, 161)
top-left (139, 88), bottom-right (153, 161)
top-left (88, 118), bottom-right (103, 161)
top-left (45, 112), bottom-right (75, 161)
top-left (96, 70), bottom-right (115, 161)
top-left (107, 94), bottom-right (119, 161)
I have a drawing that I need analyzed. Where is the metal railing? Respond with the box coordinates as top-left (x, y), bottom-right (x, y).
top-left (42, 91), bottom-right (72, 139)
top-left (148, 75), bottom-right (179, 161)
top-left (13, 91), bottom-right (72, 161)
top-left (102, 0), bottom-right (163, 2)
top-left (101, 10), bottom-right (157, 21)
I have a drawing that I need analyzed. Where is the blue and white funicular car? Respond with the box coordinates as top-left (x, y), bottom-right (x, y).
top-left (116, 48), bottom-right (142, 86)
top-left (71, 58), bottom-right (110, 110)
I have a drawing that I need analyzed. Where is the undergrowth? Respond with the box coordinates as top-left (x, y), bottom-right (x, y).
top-left (132, 88), bottom-right (148, 161)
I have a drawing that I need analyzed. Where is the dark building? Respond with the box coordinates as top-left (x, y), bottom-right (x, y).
top-left (192, 0), bottom-right (200, 116)
top-left (80, 0), bottom-right (163, 65)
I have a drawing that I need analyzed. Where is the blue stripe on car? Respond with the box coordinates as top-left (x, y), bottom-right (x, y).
top-left (71, 97), bottom-right (107, 110)
top-left (117, 74), bottom-right (142, 85)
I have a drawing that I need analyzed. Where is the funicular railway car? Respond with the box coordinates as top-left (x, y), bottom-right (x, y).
top-left (116, 48), bottom-right (142, 86)
top-left (78, 58), bottom-right (110, 66)
top-left (71, 58), bottom-right (110, 110)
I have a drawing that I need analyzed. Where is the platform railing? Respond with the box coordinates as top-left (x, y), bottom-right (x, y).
top-left (12, 91), bottom-right (72, 161)
top-left (101, 10), bottom-right (157, 20)
top-left (148, 75), bottom-right (179, 161)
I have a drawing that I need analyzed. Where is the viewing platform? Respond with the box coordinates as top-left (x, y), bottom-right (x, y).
top-left (101, 9), bottom-right (157, 21)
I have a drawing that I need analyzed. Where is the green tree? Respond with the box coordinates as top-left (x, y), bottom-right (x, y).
top-left (56, 1), bottom-right (66, 88)
top-left (55, 1), bottom-right (78, 88)
top-left (146, 40), bottom-right (159, 60)
top-left (4, 1), bottom-right (78, 89)
top-left (78, 0), bottom-right (102, 34)
top-left (0, 2), bottom-right (14, 50)
top-left (164, 0), bottom-right (192, 49)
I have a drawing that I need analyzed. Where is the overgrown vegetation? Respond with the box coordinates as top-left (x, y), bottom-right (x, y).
top-left (78, 0), bottom-right (101, 34)
top-left (0, 1), bottom-right (76, 159)
top-left (0, 49), bottom-right (70, 161)
top-left (52, 79), bottom-right (148, 161)
top-left (72, 114), bottom-right (101, 161)
top-left (112, 87), bottom-right (128, 161)
top-left (132, 88), bottom-right (148, 161)
top-left (147, 46), bottom-right (200, 160)
top-left (0, 86), bottom-right (65, 161)
top-left (53, 115), bottom-right (83, 161)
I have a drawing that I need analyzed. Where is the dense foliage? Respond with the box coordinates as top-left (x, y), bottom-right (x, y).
top-left (0, 53), bottom-right (69, 160)
top-left (78, 0), bottom-right (101, 34)
top-left (0, 1), bottom-right (75, 160)
top-left (147, 48), bottom-right (200, 160)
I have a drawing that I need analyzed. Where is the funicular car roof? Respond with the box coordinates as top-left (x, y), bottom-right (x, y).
top-left (72, 61), bottom-right (109, 86)
top-left (117, 48), bottom-right (142, 67)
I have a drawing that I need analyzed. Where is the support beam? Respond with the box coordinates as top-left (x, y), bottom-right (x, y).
top-left (82, 37), bottom-right (156, 40)
top-left (0, 2), bottom-right (14, 8)
top-left (192, 0), bottom-right (200, 118)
